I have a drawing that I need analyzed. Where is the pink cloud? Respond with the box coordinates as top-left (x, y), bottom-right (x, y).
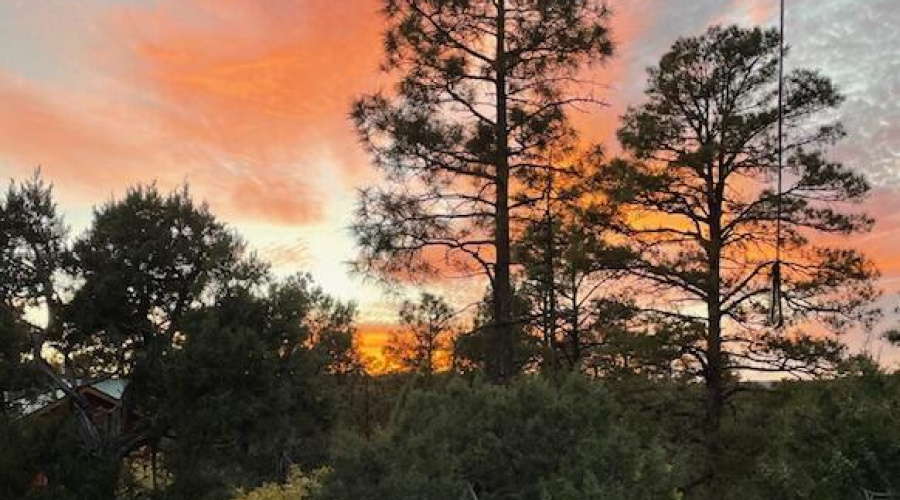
top-left (0, 0), bottom-right (385, 225)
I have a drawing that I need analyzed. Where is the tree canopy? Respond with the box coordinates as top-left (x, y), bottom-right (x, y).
top-left (598, 24), bottom-right (880, 487)
top-left (352, 0), bottom-right (615, 381)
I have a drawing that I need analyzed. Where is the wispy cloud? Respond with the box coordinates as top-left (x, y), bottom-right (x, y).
top-left (0, 0), bottom-right (897, 329)
top-left (0, 0), bottom-right (384, 225)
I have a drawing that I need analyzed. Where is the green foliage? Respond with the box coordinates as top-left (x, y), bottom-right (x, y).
top-left (327, 372), bottom-right (415, 439)
top-left (352, 0), bottom-right (614, 279)
top-left (0, 174), bottom-right (356, 499)
top-left (67, 184), bottom-right (261, 377)
top-left (0, 416), bottom-right (35, 498)
top-left (453, 284), bottom-right (543, 374)
top-left (515, 210), bottom-right (640, 371)
top-left (0, 415), bottom-right (121, 500)
top-left (753, 376), bottom-right (900, 499)
top-left (0, 13), bottom-right (896, 500)
top-left (322, 375), bottom-right (680, 500)
top-left (301, 282), bottom-right (364, 378)
top-left (606, 24), bottom-right (879, 356)
top-left (0, 171), bottom-right (69, 313)
top-left (0, 173), bottom-right (67, 409)
top-left (157, 278), bottom-right (341, 499)
top-left (0, 303), bottom-right (30, 412)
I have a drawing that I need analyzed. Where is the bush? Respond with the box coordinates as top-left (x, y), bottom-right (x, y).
top-left (0, 415), bottom-right (120, 500)
top-left (231, 468), bottom-right (327, 500)
top-left (322, 375), bottom-right (680, 500)
top-left (754, 374), bottom-right (900, 499)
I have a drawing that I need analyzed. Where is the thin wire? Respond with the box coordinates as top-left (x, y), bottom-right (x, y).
top-left (543, 150), bottom-right (557, 359)
top-left (771, 0), bottom-right (786, 327)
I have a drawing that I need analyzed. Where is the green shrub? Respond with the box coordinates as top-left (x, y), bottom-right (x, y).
top-left (322, 375), bottom-right (680, 500)
top-left (754, 374), bottom-right (900, 499)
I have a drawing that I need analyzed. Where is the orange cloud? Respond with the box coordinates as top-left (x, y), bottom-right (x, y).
top-left (0, 72), bottom-right (173, 193)
top-left (855, 187), bottom-right (900, 288)
top-left (110, 0), bottom-right (386, 224)
top-left (0, 0), bottom-right (385, 226)
top-left (569, 1), bottom-right (651, 150)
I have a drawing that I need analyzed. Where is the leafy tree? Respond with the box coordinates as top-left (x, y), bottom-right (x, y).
top-left (299, 277), bottom-right (365, 378)
top-left (0, 177), bottom-right (357, 499)
top-left (57, 185), bottom-right (266, 491)
top-left (0, 173), bottom-right (134, 500)
top-left (578, 303), bottom-right (700, 380)
top-left (599, 25), bottom-right (880, 486)
top-left (67, 185), bottom-right (260, 379)
top-left (0, 178), bottom-right (316, 498)
top-left (384, 292), bottom-right (458, 376)
top-left (0, 183), bottom-right (31, 412)
top-left (512, 168), bottom-right (677, 378)
top-left (159, 278), bottom-right (343, 500)
top-left (0, 304), bottom-right (30, 415)
top-left (0, 174), bottom-right (119, 467)
top-left (0, 413), bottom-right (127, 500)
top-left (0, 172), bottom-right (69, 332)
top-left (352, 0), bottom-right (614, 382)
top-left (692, 374), bottom-right (900, 500)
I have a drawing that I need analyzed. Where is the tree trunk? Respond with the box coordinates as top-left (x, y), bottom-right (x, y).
top-left (490, 0), bottom-right (514, 383)
top-left (704, 165), bottom-right (726, 488)
top-left (704, 304), bottom-right (723, 484)
top-left (544, 196), bottom-right (559, 370)
top-left (425, 329), bottom-right (434, 378)
top-left (569, 276), bottom-right (581, 368)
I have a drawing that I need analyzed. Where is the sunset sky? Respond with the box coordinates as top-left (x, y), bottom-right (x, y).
top-left (1, 0), bottom-right (898, 361)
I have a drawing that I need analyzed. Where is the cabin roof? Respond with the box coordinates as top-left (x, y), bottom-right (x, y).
top-left (16, 379), bottom-right (128, 417)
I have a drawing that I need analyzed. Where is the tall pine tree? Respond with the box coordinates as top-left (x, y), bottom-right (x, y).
top-left (600, 25), bottom-right (880, 487)
top-left (351, 0), bottom-right (613, 382)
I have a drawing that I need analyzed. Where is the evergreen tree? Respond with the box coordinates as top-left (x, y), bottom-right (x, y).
top-left (516, 203), bottom-right (633, 371)
top-left (160, 278), bottom-right (339, 499)
top-left (352, 0), bottom-right (614, 382)
top-left (0, 305), bottom-right (28, 415)
top-left (600, 25), bottom-right (880, 488)
top-left (0, 173), bottom-right (69, 381)
top-left (0, 173), bottom-right (126, 498)
top-left (384, 292), bottom-right (457, 376)
top-left (0, 174), bottom-right (83, 418)
top-left (67, 185), bottom-right (261, 378)
top-left (298, 275), bottom-right (365, 378)
top-left (454, 283), bottom-right (542, 375)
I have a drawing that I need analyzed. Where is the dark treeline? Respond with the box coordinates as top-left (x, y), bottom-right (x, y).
top-left (1, 1), bottom-right (897, 499)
